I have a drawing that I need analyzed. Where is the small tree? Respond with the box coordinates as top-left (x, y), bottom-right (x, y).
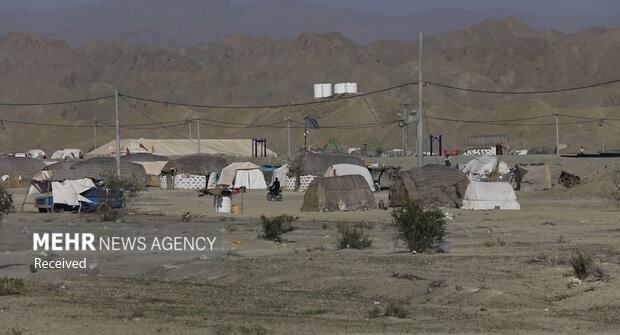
top-left (0, 183), bottom-right (14, 219)
top-left (336, 224), bottom-right (372, 250)
top-left (97, 171), bottom-right (144, 221)
top-left (392, 200), bottom-right (446, 252)
top-left (260, 214), bottom-right (296, 242)
top-left (570, 250), bottom-right (593, 281)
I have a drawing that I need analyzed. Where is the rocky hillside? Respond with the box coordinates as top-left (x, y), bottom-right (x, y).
top-left (0, 17), bottom-right (618, 156)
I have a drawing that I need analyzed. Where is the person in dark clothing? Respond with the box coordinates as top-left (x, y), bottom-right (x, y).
top-left (444, 155), bottom-right (452, 167)
top-left (270, 177), bottom-right (281, 195)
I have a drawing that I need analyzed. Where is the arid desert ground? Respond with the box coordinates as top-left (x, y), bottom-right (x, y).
top-left (1, 155), bottom-right (619, 334)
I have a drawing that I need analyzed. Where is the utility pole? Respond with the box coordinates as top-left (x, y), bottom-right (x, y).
top-left (115, 89), bottom-right (121, 177)
top-left (417, 32), bottom-right (424, 167)
top-left (555, 108), bottom-right (560, 156)
top-left (197, 118), bottom-right (201, 153)
top-left (287, 117), bottom-right (291, 158)
top-left (188, 118), bottom-right (192, 140)
top-left (94, 118), bottom-right (97, 150)
top-left (601, 119), bottom-right (605, 154)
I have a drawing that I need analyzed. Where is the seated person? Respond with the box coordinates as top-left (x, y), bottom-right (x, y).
top-left (270, 177), bottom-right (281, 195)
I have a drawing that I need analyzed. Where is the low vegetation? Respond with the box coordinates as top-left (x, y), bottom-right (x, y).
top-left (97, 171), bottom-right (145, 221)
top-left (0, 277), bottom-right (26, 296)
top-left (570, 250), bottom-right (593, 280)
top-left (0, 183), bottom-right (14, 219)
top-left (391, 200), bottom-right (446, 252)
top-left (260, 214), bottom-right (296, 242)
top-left (336, 224), bottom-right (372, 250)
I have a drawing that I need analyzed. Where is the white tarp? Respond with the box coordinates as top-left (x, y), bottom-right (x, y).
top-left (51, 149), bottom-right (83, 160)
top-left (271, 165), bottom-right (289, 185)
top-left (218, 162), bottom-right (267, 189)
top-left (462, 181), bottom-right (520, 210)
top-left (324, 163), bottom-right (375, 191)
top-left (461, 156), bottom-right (511, 181)
top-left (51, 178), bottom-right (96, 206)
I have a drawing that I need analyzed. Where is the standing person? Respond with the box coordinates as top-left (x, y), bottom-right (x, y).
top-left (444, 155), bottom-right (452, 167)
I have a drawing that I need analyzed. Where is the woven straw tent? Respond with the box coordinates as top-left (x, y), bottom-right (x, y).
top-left (289, 153), bottom-right (364, 177)
top-left (71, 157), bottom-right (147, 185)
top-left (301, 175), bottom-right (376, 212)
top-left (514, 164), bottom-right (552, 191)
top-left (389, 165), bottom-right (469, 208)
top-left (0, 157), bottom-right (46, 187)
top-left (161, 155), bottom-right (228, 175)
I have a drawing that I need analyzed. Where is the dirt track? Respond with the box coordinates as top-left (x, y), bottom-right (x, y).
top-left (1, 156), bottom-right (619, 334)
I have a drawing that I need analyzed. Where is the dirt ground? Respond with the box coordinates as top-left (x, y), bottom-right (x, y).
top-left (1, 155), bottom-right (619, 334)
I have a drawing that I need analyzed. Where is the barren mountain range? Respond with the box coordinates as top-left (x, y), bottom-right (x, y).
top-left (0, 16), bottom-right (618, 156)
top-left (1, 0), bottom-right (620, 47)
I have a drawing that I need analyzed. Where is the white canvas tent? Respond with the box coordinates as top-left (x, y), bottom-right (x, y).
top-left (462, 181), bottom-right (520, 210)
top-left (271, 165), bottom-right (289, 185)
top-left (218, 162), bottom-right (267, 189)
top-left (461, 156), bottom-right (511, 182)
top-left (324, 163), bottom-right (375, 192)
top-left (51, 149), bottom-right (83, 160)
top-left (86, 138), bottom-right (277, 158)
top-left (51, 179), bottom-right (96, 206)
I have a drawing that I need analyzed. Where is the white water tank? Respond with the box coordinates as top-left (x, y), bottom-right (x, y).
top-left (345, 82), bottom-right (358, 93)
top-left (313, 84), bottom-right (323, 98)
top-left (321, 83), bottom-right (332, 97)
top-left (334, 83), bottom-right (346, 94)
top-left (215, 195), bottom-right (232, 213)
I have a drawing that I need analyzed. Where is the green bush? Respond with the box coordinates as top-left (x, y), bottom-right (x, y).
top-left (0, 183), bottom-right (13, 219)
top-left (0, 277), bottom-right (26, 296)
top-left (391, 200), bottom-right (446, 252)
top-left (570, 250), bottom-right (593, 281)
top-left (97, 171), bottom-right (145, 221)
top-left (260, 214), bottom-right (296, 242)
top-left (384, 302), bottom-right (408, 318)
top-left (336, 224), bottom-right (372, 250)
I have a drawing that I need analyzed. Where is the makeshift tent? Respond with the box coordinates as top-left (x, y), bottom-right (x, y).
top-left (51, 178), bottom-right (96, 206)
top-left (0, 157), bottom-right (46, 188)
top-left (514, 164), bottom-right (552, 191)
top-left (301, 175), bottom-right (376, 212)
top-left (461, 156), bottom-right (512, 182)
top-left (389, 165), bottom-right (469, 208)
top-left (218, 162), bottom-right (267, 189)
top-left (289, 153), bottom-right (364, 177)
top-left (27, 149), bottom-right (46, 159)
top-left (462, 181), bottom-right (520, 210)
top-left (86, 138), bottom-right (277, 158)
top-left (160, 155), bottom-right (228, 190)
top-left (324, 163), bottom-right (375, 192)
top-left (51, 149), bottom-right (83, 160)
top-left (71, 157), bottom-right (148, 186)
top-left (121, 153), bottom-right (169, 187)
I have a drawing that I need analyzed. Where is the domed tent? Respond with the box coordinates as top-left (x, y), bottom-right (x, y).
top-left (218, 162), bottom-right (267, 189)
top-left (301, 175), bottom-right (376, 212)
top-left (462, 181), bottom-right (520, 210)
top-left (324, 163), bottom-right (375, 191)
top-left (71, 157), bottom-right (148, 186)
top-left (389, 165), bottom-right (469, 208)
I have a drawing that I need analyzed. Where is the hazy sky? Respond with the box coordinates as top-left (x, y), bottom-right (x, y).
top-left (1, 0), bottom-right (619, 17)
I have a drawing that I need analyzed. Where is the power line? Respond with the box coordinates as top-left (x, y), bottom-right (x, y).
top-left (118, 81), bottom-right (418, 110)
top-left (0, 95), bottom-right (114, 106)
top-left (425, 79), bottom-right (620, 95)
top-left (120, 96), bottom-right (185, 137)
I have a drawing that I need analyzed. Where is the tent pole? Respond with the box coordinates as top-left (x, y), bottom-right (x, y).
top-left (115, 89), bottom-right (121, 177)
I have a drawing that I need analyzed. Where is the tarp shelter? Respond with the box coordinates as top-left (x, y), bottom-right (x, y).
top-left (389, 165), bottom-right (469, 208)
top-left (86, 138), bottom-right (277, 158)
top-left (121, 153), bottom-right (169, 187)
top-left (461, 156), bottom-right (512, 182)
top-left (218, 162), bottom-right (267, 189)
top-left (462, 181), bottom-right (520, 210)
top-left (271, 165), bottom-right (289, 186)
top-left (324, 163), bottom-right (375, 192)
top-left (301, 175), bottom-right (376, 212)
top-left (27, 149), bottom-right (46, 159)
top-left (514, 164), bottom-right (552, 191)
top-left (51, 149), bottom-right (83, 160)
top-left (51, 178), bottom-right (96, 206)
top-left (0, 157), bottom-right (46, 188)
